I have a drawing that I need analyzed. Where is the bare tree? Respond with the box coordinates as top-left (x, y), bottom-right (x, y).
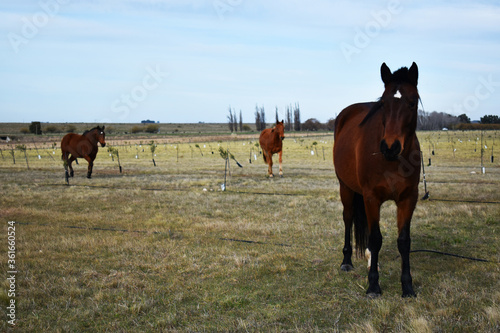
top-left (417, 110), bottom-right (460, 130)
top-left (293, 102), bottom-right (301, 131)
top-left (255, 105), bottom-right (261, 131)
top-left (285, 105), bottom-right (292, 131)
top-left (239, 110), bottom-right (243, 131)
top-left (227, 106), bottom-right (234, 132)
top-left (260, 106), bottom-right (266, 130)
top-left (233, 108), bottom-right (238, 132)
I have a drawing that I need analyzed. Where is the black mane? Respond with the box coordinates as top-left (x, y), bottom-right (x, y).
top-left (389, 66), bottom-right (413, 85)
top-left (83, 126), bottom-right (100, 135)
top-left (360, 99), bottom-right (384, 126)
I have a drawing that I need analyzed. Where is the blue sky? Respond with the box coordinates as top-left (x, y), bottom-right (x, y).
top-left (1, 0), bottom-right (500, 124)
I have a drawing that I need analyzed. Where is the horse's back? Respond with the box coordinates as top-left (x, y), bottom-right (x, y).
top-left (61, 133), bottom-right (74, 149)
top-left (61, 133), bottom-right (90, 157)
top-left (334, 102), bottom-right (374, 139)
top-left (334, 102), bottom-right (375, 161)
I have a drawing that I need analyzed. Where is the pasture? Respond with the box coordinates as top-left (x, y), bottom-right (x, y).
top-left (1, 127), bottom-right (499, 332)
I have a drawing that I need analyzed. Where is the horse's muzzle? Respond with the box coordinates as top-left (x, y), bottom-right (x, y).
top-left (281, 136), bottom-right (285, 141)
top-left (101, 142), bottom-right (106, 148)
top-left (380, 139), bottom-right (401, 161)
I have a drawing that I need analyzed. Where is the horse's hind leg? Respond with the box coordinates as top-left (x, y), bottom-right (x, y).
top-left (68, 156), bottom-right (76, 177)
top-left (62, 152), bottom-right (70, 184)
top-left (339, 182), bottom-right (355, 271)
top-left (265, 151), bottom-right (274, 177)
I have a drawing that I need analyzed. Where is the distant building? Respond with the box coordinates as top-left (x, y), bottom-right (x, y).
top-left (141, 119), bottom-right (158, 124)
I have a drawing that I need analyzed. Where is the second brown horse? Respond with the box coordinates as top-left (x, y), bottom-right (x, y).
top-left (259, 120), bottom-right (285, 177)
top-left (61, 126), bottom-right (106, 182)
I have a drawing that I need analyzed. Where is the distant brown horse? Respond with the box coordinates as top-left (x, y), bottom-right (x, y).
top-left (333, 63), bottom-right (421, 297)
top-left (61, 126), bottom-right (106, 182)
top-left (259, 120), bottom-right (285, 177)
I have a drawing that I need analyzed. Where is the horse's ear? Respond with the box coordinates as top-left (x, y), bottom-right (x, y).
top-left (102, 125), bottom-right (105, 130)
top-left (408, 62), bottom-right (418, 86)
top-left (381, 63), bottom-right (392, 85)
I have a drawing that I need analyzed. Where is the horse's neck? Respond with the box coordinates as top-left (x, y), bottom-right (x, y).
top-left (84, 131), bottom-right (97, 145)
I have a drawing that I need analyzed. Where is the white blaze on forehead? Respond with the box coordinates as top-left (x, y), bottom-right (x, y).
top-left (394, 90), bottom-right (402, 99)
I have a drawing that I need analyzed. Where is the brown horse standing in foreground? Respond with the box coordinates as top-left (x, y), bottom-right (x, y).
top-left (259, 120), bottom-right (285, 177)
top-left (333, 63), bottom-right (421, 297)
top-left (61, 126), bottom-right (106, 182)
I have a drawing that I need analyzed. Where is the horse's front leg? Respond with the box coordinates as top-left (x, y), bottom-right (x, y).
top-left (365, 196), bottom-right (383, 297)
top-left (84, 156), bottom-right (93, 179)
top-left (278, 149), bottom-right (283, 177)
top-left (397, 196), bottom-right (418, 298)
top-left (267, 152), bottom-right (274, 177)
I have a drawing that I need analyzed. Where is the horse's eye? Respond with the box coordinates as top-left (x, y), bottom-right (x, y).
top-left (408, 99), bottom-right (417, 108)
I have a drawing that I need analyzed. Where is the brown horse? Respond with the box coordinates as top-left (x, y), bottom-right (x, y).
top-left (333, 63), bottom-right (421, 297)
top-left (61, 126), bottom-right (106, 182)
top-left (259, 120), bottom-right (285, 177)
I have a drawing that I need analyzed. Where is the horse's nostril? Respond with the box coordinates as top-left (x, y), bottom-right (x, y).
top-left (380, 139), bottom-right (401, 161)
top-left (392, 140), bottom-right (401, 155)
top-left (380, 140), bottom-right (389, 154)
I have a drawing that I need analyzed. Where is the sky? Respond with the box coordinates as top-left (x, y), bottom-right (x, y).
top-left (1, 0), bottom-right (500, 124)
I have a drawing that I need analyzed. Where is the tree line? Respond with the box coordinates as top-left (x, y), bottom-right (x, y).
top-left (227, 103), bottom-right (304, 133)
top-left (227, 106), bottom-right (499, 133)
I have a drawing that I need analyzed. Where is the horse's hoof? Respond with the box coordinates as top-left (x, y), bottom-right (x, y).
top-left (366, 285), bottom-right (382, 297)
top-left (402, 288), bottom-right (417, 298)
top-left (366, 292), bottom-right (382, 299)
top-left (268, 174), bottom-right (274, 178)
top-left (279, 174), bottom-right (283, 178)
top-left (340, 264), bottom-right (354, 272)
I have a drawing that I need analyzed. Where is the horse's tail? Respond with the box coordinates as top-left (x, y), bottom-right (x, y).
top-left (353, 192), bottom-right (369, 257)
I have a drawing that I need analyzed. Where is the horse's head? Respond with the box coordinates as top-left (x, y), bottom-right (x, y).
top-left (273, 120), bottom-right (285, 141)
top-left (362, 62), bottom-right (419, 161)
top-left (95, 126), bottom-right (106, 147)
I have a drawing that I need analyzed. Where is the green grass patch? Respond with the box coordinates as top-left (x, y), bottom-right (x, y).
top-left (0, 129), bottom-right (499, 331)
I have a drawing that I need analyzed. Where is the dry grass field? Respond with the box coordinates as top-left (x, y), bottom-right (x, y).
top-left (1, 124), bottom-right (499, 332)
